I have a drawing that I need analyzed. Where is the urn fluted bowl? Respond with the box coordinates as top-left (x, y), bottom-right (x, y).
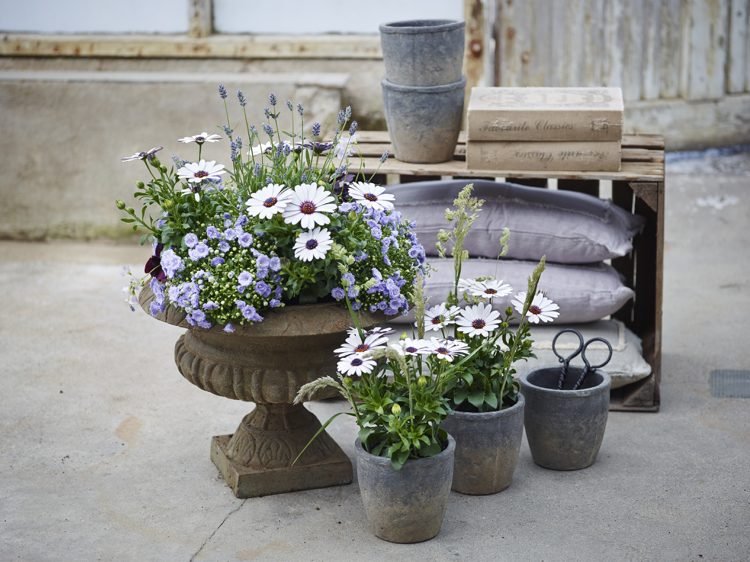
top-left (140, 286), bottom-right (379, 497)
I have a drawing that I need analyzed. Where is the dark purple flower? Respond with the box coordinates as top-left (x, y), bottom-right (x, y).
top-left (145, 243), bottom-right (166, 282)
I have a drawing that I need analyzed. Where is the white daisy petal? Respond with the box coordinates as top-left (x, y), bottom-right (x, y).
top-left (283, 183), bottom-right (337, 229)
top-left (469, 279), bottom-right (513, 299)
top-left (348, 182), bottom-right (395, 211)
top-left (513, 291), bottom-right (560, 324)
top-left (293, 227), bottom-right (333, 261)
top-left (337, 355), bottom-right (377, 376)
top-left (177, 159), bottom-right (226, 183)
top-left (246, 183), bottom-right (291, 219)
top-left (456, 303), bottom-right (502, 337)
top-left (178, 132), bottom-right (222, 144)
top-left (422, 303), bottom-right (460, 331)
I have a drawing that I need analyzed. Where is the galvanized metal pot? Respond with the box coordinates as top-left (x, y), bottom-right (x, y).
top-left (381, 77), bottom-right (466, 163)
top-left (520, 368), bottom-right (610, 470)
top-left (441, 395), bottom-right (525, 495)
top-left (379, 19), bottom-right (465, 87)
top-left (354, 436), bottom-right (455, 543)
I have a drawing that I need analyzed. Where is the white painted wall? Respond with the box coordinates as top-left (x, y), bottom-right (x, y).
top-left (214, 0), bottom-right (462, 34)
top-left (0, 0), bottom-right (462, 35)
top-left (0, 0), bottom-right (190, 33)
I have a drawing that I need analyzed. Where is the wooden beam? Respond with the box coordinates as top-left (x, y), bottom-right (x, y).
top-left (0, 33), bottom-right (383, 60)
top-left (189, 0), bottom-right (213, 39)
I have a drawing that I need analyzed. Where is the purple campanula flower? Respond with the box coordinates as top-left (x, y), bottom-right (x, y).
top-left (160, 249), bottom-right (184, 279)
top-left (223, 323), bottom-right (235, 333)
top-left (370, 227), bottom-right (382, 240)
top-left (372, 268), bottom-right (382, 281)
top-left (331, 287), bottom-right (345, 301)
top-left (238, 232), bottom-right (253, 248)
top-left (269, 299), bottom-right (281, 308)
top-left (354, 251), bottom-right (368, 262)
top-left (224, 228), bottom-right (238, 240)
top-left (254, 281), bottom-right (271, 298)
top-left (351, 302), bottom-right (362, 311)
top-left (210, 256), bottom-right (225, 267)
top-left (188, 242), bottom-right (210, 261)
top-left (269, 257), bottom-right (281, 272)
top-left (347, 286), bottom-right (359, 299)
top-left (341, 272), bottom-right (355, 287)
top-left (256, 255), bottom-right (270, 269)
top-left (218, 240), bottom-right (230, 253)
top-left (238, 271), bottom-right (253, 287)
top-left (206, 226), bottom-right (219, 239)
top-left (203, 301), bottom-right (219, 310)
top-left (184, 233), bottom-right (198, 248)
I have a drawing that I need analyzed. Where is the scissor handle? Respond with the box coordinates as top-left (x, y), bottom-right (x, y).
top-left (581, 337), bottom-right (614, 371)
top-left (552, 329), bottom-right (585, 363)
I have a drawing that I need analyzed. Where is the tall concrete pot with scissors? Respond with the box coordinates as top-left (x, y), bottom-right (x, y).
top-left (520, 329), bottom-right (613, 470)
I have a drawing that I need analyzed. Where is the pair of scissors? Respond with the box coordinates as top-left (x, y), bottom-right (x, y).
top-left (552, 329), bottom-right (613, 390)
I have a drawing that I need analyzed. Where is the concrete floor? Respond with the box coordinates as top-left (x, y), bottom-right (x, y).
top-left (1, 150), bottom-right (749, 561)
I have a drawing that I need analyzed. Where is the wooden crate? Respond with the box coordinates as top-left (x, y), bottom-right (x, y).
top-left (356, 131), bottom-right (665, 412)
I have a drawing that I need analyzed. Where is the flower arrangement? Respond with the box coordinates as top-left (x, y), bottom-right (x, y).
top-left (118, 87), bottom-right (425, 330)
top-left (432, 184), bottom-right (560, 412)
top-left (296, 277), bottom-right (467, 470)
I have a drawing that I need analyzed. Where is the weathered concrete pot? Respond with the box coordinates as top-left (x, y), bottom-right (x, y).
top-left (140, 286), bottom-right (379, 498)
top-left (441, 394), bottom-right (524, 495)
top-left (382, 77), bottom-right (466, 163)
top-left (379, 19), bottom-right (465, 86)
top-left (355, 436), bottom-right (455, 543)
top-left (520, 368), bottom-right (611, 471)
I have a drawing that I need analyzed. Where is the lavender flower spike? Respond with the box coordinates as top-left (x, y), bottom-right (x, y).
top-left (218, 84), bottom-right (228, 99)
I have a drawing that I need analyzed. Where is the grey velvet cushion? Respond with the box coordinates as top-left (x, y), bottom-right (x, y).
top-left (392, 257), bottom-right (634, 324)
top-left (393, 180), bottom-right (644, 264)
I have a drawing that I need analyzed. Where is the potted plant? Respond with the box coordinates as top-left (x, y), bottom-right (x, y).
top-left (520, 329), bottom-right (612, 470)
top-left (117, 86), bottom-right (426, 498)
top-left (433, 185), bottom-right (560, 495)
top-left (295, 280), bottom-right (465, 544)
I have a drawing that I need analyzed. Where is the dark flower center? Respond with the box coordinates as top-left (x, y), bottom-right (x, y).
top-left (405, 346), bottom-right (418, 353)
top-left (364, 193), bottom-right (378, 201)
top-left (195, 136), bottom-right (206, 143)
top-left (436, 347), bottom-right (448, 354)
top-left (194, 170), bottom-right (209, 178)
top-left (305, 239), bottom-right (319, 250)
top-left (431, 317), bottom-right (442, 325)
top-left (351, 358), bottom-right (363, 366)
top-left (300, 201), bottom-right (316, 214)
top-left (263, 196), bottom-right (278, 207)
top-left (354, 343), bottom-right (369, 353)
top-left (484, 288), bottom-right (497, 294)
top-left (471, 319), bottom-right (486, 329)
top-left (529, 305), bottom-right (542, 315)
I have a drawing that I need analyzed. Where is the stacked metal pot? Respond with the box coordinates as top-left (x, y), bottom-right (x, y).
top-left (379, 19), bottom-right (466, 163)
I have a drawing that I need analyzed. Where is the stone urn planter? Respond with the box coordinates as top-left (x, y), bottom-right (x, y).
top-left (520, 368), bottom-right (611, 470)
top-left (140, 286), bottom-right (378, 498)
top-left (379, 19), bottom-right (465, 87)
top-left (354, 436), bottom-right (455, 543)
top-left (441, 394), bottom-right (525, 495)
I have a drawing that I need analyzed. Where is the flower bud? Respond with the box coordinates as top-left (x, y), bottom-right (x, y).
top-left (391, 403), bottom-right (401, 415)
top-left (136, 181), bottom-right (145, 189)
top-left (163, 200), bottom-right (174, 209)
top-left (417, 376), bottom-right (428, 387)
top-left (115, 200), bottom-right (126, 210)
top-left (342, 376), bottom-right (352, 387)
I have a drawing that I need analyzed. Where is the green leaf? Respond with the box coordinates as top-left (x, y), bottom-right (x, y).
top-left (485, 393), bottom-right (499, 410)
top-left (462, 372), bottom-right (474, 386)
top-left (468, 390), bottom-right (485, 409)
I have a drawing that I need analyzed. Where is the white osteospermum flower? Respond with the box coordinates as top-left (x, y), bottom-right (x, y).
top-left (246, 183), bottom-right (291, 219)
top-left (512, 291), bottom-right (560, 324)
top-left (178, 132), bottom-right (221, 144)
top-left (121, 146), bottom-right (162, 162)
top-left (250, 141), bottom-right (273, 156)
top-left (293, 227), bottom-right (333, 262)
top-left (457, 278), bottom-right (482, 296)
top-left (177, 160), bottom-right (226, 183)
top-left (470, 279), bottom-right (513, 300)
top-left (399, 338), bottom-right (431, 356)
top-left (283, 183), bottom-right (337, 229)
top-left (429, 338), bottom-right (470, 362)
top-left (334, 133), bottom-right (357, 160)
top-left (456, 303), bottom-right (502, 338)
top-left (347, 182), bottom-right (395, 211)
top-left (335, 327), bottom-right (390, 357)
top-left (337, 354), bottom-right (377, 377)
top-left (423, 303), bottom-right (460, 332)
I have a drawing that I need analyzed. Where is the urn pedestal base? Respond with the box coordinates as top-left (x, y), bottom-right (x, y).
top-left (211, 435), bottom-right (352, 498)
top-left (210, 403), bottom-right (352, 498)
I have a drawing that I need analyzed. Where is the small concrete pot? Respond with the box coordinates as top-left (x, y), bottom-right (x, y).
top-left (442, 394), bottom-right (525, 495)
top-left (520, 368), bottom-right (611, 471)
top-left (354, 436), bottom-right (455, 543)
top-left (382, 77), bottom-right (466, 163)
top-left (379, 19), bottom-right (465, 86)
